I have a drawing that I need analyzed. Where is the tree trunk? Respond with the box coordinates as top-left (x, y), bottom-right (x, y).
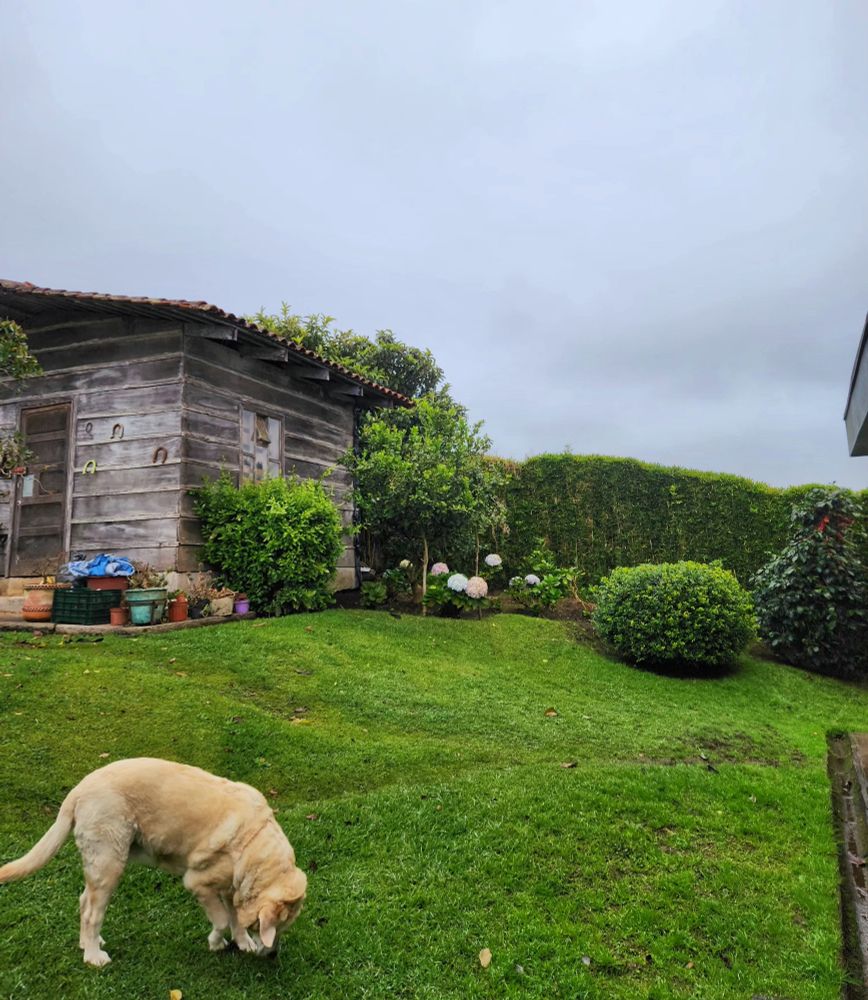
top-left (421, 536), bottom-right (428, 616)
top-left (475, 534), bottom-right (480, 575)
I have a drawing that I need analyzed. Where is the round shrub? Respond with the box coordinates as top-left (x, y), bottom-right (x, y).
top-left (194, 474), bottom-right (344, 615)
top-left (593, 561), bottom-right (755, 668)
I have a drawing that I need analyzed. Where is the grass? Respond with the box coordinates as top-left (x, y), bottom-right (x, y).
top-left (0, 611), bottom-right (866, 999)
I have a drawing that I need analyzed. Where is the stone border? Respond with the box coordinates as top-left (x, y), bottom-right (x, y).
top-left (0, 613), bottom-right (256, 636)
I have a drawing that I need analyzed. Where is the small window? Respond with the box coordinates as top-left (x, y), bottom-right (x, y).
top-left (241, 409), bottom-right (282, 482)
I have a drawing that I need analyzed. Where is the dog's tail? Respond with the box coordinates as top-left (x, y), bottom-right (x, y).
top-left (0, 796), bottom-right (75, 883)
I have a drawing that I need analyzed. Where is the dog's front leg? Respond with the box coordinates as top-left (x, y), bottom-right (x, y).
top-left (184, 874), bottom-right (233, 951)
top-left (227, 899), bottom-right (260, 953)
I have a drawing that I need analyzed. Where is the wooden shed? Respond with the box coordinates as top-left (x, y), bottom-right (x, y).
top-left (0, 280), bottom-right (409, 595)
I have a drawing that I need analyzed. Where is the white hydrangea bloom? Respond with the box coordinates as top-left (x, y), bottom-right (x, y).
top-left (430, 562), bottom-right (449, 576)
top-left (399, 559), bottom-right (411, 569)
top-left (484, 553), bottom-right (502, 567)
top-left (525, 574), bottom-right (541, 586)
top-left (447, 573), bottom-right (469, 592)
top-left (466, 576), bottom-right (489, 599)
top-left (509, 576), bottom-right (523, 588)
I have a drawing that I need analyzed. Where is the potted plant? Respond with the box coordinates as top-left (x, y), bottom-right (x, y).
top-left (167, 590), bottom-right (189, 623)
top-left (210, 587), bottom-right (235, 617)
top-left (125, 564), bottom-right (169, 626)
top-left (22, 556), bottom-right (70, 622)
top-left (188, 579), bottom-right (214, 619)
top-left (233, 592), bottom-right (250, 615)
top-left (0, 431), bottom-right (33, 480)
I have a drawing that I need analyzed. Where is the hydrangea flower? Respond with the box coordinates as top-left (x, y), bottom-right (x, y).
top-left (399, 559), bottom-right (411, 569)
top-left (484, 553), bottom-right (502, 568)
top-left (509, 576), bottom-right (522, 588)
top-left (447, 573), bottom-right (469, 592)
top-left (466, 576), bottom-right (488, 599)
top-left (430, 562), bottom-right (449, 576)
top-left (525, 574), bottom-right (541, 586)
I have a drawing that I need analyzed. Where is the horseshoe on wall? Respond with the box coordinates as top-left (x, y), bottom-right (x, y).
top-left (82, 459), bottom-right (97, 475)
top-left (111, 423), bottom-right (125, 440)
top-left (152, 446), bottom-right (168, 465)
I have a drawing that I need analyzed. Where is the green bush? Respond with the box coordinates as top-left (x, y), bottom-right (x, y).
top-left (593, 561), bottom-right (755, 668)
top-left (360, 581), bottom-right (388, 608)
top-left (193, 475), bottom-right (344, 615)
top-left (499, 454), bottom-right (866, 585)
top-left (506, 542), bottom-right (578, 614)
top-left (752, 488), bottom-right (868, 679)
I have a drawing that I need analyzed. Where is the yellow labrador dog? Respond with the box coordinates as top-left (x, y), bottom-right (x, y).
top-left (0, 758), bottom-right (307, 966)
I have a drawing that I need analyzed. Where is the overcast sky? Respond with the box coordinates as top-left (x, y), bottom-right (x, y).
top-left (2, 0), bottom-right (866, 488)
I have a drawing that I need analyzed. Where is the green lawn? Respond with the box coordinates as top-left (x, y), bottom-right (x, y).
top-left (0, 611), bottom-right (865, 999)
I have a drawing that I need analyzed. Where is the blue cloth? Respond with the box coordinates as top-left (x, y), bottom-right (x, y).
top-left (65, 554), bottom-right (135, 578)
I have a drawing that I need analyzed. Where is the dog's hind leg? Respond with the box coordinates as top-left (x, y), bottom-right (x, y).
top-left (75, 813), bottom-right (131, 967)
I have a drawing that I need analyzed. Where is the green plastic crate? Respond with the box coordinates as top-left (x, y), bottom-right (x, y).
top-left (52, 587), bottom-right (122, 625)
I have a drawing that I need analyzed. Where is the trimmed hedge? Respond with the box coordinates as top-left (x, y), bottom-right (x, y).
top-left (499, 454), bottom-right (866, 586)
top-left (593, 561), bottom-right (755, 668)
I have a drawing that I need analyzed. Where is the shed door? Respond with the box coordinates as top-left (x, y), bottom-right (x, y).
top-left (11, 404), bottom-right (71, 576)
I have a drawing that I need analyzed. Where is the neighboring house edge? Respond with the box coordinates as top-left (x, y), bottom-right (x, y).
top-left (845, 312), bottom-right (868, 457)
top-left (0, 279), bottom-right (412, 596)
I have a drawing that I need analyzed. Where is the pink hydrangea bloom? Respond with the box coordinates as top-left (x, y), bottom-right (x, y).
top-left (430, 562), bottom-right (449, 576)
top-left (466, 576), bottom-right (489, 599)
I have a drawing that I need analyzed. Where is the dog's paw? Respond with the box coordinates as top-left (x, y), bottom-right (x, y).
top-left (234, 931), bottom-right (259, 953)
top-left (84, 949), bottom-right (112, 968)
top-left (208, 930), bottom-right (228, 952)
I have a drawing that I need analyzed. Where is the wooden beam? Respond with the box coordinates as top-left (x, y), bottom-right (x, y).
top-left (330, 383), bottom-right (364, 398)
top-left (184, 322), bottom-right (237, 343)
top-left (239, 340), bottom-right (289, 362)
top-left (288, 364), bottom-right (330, 381)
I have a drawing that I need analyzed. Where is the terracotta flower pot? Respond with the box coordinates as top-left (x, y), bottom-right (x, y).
top-left (109, 605), bottom-right (130, 626)
top-left (22, 584), bottom-right (62, 622)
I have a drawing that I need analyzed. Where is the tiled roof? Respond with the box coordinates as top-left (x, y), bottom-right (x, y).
top-left (0, 279), bottom-right (412, 405)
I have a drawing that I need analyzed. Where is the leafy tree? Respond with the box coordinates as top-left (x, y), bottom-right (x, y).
top-left (751, 488), bottom-right (868, 679)
top-left (248, 304), bottom-right (337, 354)
top-left (0, 318), bottom-right (41, 380)
top-left (343, 400), bottom-right (497, 602)
top-left (249, 305), bottom-right (454, 403)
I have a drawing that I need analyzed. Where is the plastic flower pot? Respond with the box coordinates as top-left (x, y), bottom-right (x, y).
top-left (189, 600), bottom-right (209, 619)
top-left (233, 598), bottom-right (250, 615)
top-left (126, 588), bottom-right (168, 626)
top-left (167, 597), bottom-right (188, 623)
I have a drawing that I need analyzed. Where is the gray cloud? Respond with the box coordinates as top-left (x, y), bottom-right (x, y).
top-left (1, 0), bottom-right (866, 488)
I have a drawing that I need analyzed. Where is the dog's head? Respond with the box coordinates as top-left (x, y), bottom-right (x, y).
top-left (238, 866), bottom-right (307, 953)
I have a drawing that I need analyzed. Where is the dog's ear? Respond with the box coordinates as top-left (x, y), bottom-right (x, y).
top-left (258, 903), bottom-right (281, 949)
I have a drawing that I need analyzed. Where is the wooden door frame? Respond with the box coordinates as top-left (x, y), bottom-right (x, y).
top-left (8, 397), bottom-right (75, 578)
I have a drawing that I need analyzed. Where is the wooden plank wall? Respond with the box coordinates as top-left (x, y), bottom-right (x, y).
top-left (180, 333), bottom-right (357, 585)
top-left (0, 314), bottom-right (184, 573)
top-left (1, 313), bottom-right (361, 588)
